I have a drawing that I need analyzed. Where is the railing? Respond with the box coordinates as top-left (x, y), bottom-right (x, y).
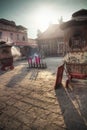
top-left (66, 62), bottom-right (87, 75)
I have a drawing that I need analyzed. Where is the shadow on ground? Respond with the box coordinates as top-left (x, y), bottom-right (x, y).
top-left (55, 81), bottom-right (87, 130)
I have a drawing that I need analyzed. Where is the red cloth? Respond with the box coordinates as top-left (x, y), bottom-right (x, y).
top-left (70, 73), bottom-right (87, 79)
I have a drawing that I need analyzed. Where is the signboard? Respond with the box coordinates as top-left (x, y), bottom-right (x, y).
top-left (54, 64), bottom-right (64, 89)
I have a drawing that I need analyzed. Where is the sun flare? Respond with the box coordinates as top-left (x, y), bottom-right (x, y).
top-left (34, 6), bottom-right (57, 31)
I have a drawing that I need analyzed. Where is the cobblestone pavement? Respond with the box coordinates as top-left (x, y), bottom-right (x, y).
top-left (0, 58), bottom-right (87, 130)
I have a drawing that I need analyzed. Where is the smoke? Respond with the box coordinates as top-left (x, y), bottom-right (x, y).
top-left (11, 46), bottom-right (21, 57)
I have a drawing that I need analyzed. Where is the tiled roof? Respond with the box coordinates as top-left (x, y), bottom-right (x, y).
top-left (14, 39), bottom-right (37, 47)
top-left (14, 42), bottom-right (30, 46)
top-left (17, 25), bottom-right (27, 30)
top-left (37, 24), bottom-right (64, 40)
top-left (60, 9), bottom-right (87, 30)
top-left (0, 18), bottom-right (16, 26)
top-left (60, 19), bottom-right (87, 29)
top-left (0, 18), bottom-right (27, 30)
top-left (72, 9), bottom-right (87, 17)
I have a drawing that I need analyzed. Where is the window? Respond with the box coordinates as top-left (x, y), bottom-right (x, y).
top-left (22, 36), bottom-right (25, 41)
top-left (0, 32), bottom-right (2, 39)
top-left (17, 34), bottom-right (19, 40)
top-left (10, 33), bottom-right (13, 40)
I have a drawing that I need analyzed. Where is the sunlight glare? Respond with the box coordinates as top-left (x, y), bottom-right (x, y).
top-left (34, 6), bottom-right (57, 31)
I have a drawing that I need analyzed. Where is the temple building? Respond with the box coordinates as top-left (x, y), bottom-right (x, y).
top-left (0, 18), bottom-right (28, 44)
top-left (0, 18), bottom-right (29, 58)
top-left (37, 24), bottom-right (64, 57)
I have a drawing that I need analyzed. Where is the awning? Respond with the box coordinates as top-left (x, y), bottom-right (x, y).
top-left (14, 41), bottom-right (38, 47)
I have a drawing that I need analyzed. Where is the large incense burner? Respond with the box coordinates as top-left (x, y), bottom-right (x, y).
top-left (0, 41), bottom-right (14, 71)
top-left (61, 9), bottom-right (87, 85)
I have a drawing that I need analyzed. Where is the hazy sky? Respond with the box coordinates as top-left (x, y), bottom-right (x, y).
top-left (0, 0), bottom-right (87, 38)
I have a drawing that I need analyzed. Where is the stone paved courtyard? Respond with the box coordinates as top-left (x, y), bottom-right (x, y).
top-left (0, 57), bottom-right (87, 130)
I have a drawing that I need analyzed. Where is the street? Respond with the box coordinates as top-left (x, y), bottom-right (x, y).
top-left (0, 57), bottom-right (87, 130)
